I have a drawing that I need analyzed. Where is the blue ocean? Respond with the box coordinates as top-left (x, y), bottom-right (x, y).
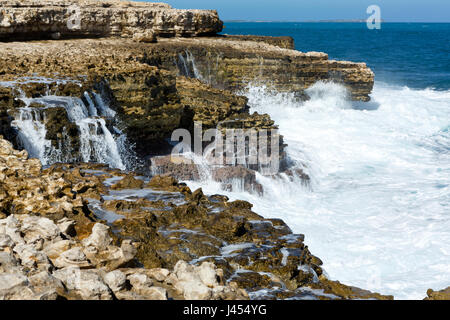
top-left (222, 22), bottom-right (450, 90)
top-left (186, 23), bottom-right (450, 299)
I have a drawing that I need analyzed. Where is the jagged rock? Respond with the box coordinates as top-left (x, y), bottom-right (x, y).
top-left (28, 271), bottom-right (66, 297)
top-left (103, 270), bottom-right (127, 292)
top-left (115, 290), bottom-right (146, 300)
top-left (0, 251), bottom-right (19, 272)
top-left (128, 272), bottom-right (168, 298)
top-left (0, 216), bottom-right (24, 245)
top-left (146, 175), bottom-right (179, 190)
top-left (151, 37), bottom-right (374, 101)
top-left (54, 247), bottom-right (92, 268)
top-left (0, 138), bottom-right (102, 216)
top-left (0, 0), bottom-right (223, 41)
top-left (172, 260), bottom-right (227, 300)
top-left (13, 243), bottom-right (52, 271)
top-left (0, 273), bottom-right (34, 300)
top-left (43, 239), bottom-right (76, 260)
top-left (221, 35), bottom-right (295, 49)
top-left (0, 137), bottom-right (392, 300)
top-left (128, 273), bottom-right (153, 289)
top-left (53, 267), bottom-right (112, 300)
top-left (0, 234), bottom-right (14, 250)
top-left (150, 155), bottom-right (200, 181)
top-left (212, 166), bottom-right (264, 195)
top-left (82, 223), bottom-right (112, 250)
top-left (176, 278), bottom-right (212, 300)
top-left (21, 216), bottom-right (61, 242)
top-left (425, 287), bottom-right (450, 300)
top-left (57, 218), bottom-right (76, 237)
top-left (147, 268), bottom-right (170, 282)
top-left (142, 286), bottom-right (168, 300)
top-left (83, 239), bottom-right (136, 271)
top-left (111, 174), bottom-right (144, 190)
top-left (133, 31), bottom-right (157, 43)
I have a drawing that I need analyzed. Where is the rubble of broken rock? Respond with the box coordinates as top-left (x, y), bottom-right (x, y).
top-left (0, 136), bottom-right (393, 300)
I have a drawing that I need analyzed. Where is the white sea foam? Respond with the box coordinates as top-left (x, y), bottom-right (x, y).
top-left (185, 81), bottom-right (450, 299)
top-left (8, 89), bottom-right (133, 170)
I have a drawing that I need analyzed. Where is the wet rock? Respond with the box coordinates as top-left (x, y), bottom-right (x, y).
top-left (150, 155), bottom-right (200, 181)
top-left (309, 277), bottom-right (394, 300)
top-left (0, 137), bottom-right (391, 300)
top-left (111, 174), bottom-right (144, 190)
top-left (146, 175), bottom-right (179, 190)
top-left (212, 166), bottom-right (264, 195)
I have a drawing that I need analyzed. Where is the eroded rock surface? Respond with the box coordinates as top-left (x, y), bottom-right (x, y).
top-left (425, 287), bottom-right (450, 300)
top-left (0, 0), bottom-right (223, 41)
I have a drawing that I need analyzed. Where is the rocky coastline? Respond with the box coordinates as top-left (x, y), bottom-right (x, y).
top-left (0, 0), bottom-right (446, 300)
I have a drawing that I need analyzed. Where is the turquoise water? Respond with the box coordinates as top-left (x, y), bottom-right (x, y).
top-left (222, 22), bottom-right (450, 90)
top-left (184, 22), bottom-right (450, 299)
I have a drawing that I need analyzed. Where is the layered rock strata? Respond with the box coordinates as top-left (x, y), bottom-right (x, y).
top-left (147, 37), bottom-right (374, 101)
top-left (0, 0), bottom-right (223, 40)
top-left (0, 34), bottom-right (373, 159)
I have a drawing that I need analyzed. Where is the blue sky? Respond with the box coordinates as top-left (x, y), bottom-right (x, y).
top-left (141, 0), bottom-right (450, 22)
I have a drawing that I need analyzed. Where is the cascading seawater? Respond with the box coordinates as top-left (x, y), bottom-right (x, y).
top-left (185, 80), bottom-right (450, 300)
top-left (3, 79), bottom-right (133, 170)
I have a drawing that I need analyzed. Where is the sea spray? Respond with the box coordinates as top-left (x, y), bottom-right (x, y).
top-left (184, 81), bottom-right (450, 299)
top-left (5, 80), bottom-right (136, 170)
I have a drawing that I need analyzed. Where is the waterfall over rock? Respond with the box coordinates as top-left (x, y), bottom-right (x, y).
top-left (5, 79), bottom-right (133, 170)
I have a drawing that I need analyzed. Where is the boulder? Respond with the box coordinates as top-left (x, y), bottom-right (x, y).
top-left (54, 247), bottom-right (92, 268)
top-left (21, 216), bottom-right (61, 242)
top-left (53, 267), bottom-right (112, 300)
top-left (0, 273), bottom-right (34, 300)
top-left (82, 223), bottom-right (112, 250)
top-left (103, 270), bottom-right (127, 292)
top-left (111, 174), bottom-right (144, 190)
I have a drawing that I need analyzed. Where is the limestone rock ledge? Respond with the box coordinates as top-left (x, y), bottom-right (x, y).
top-left (0, 0), bottom-right (223, 40)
